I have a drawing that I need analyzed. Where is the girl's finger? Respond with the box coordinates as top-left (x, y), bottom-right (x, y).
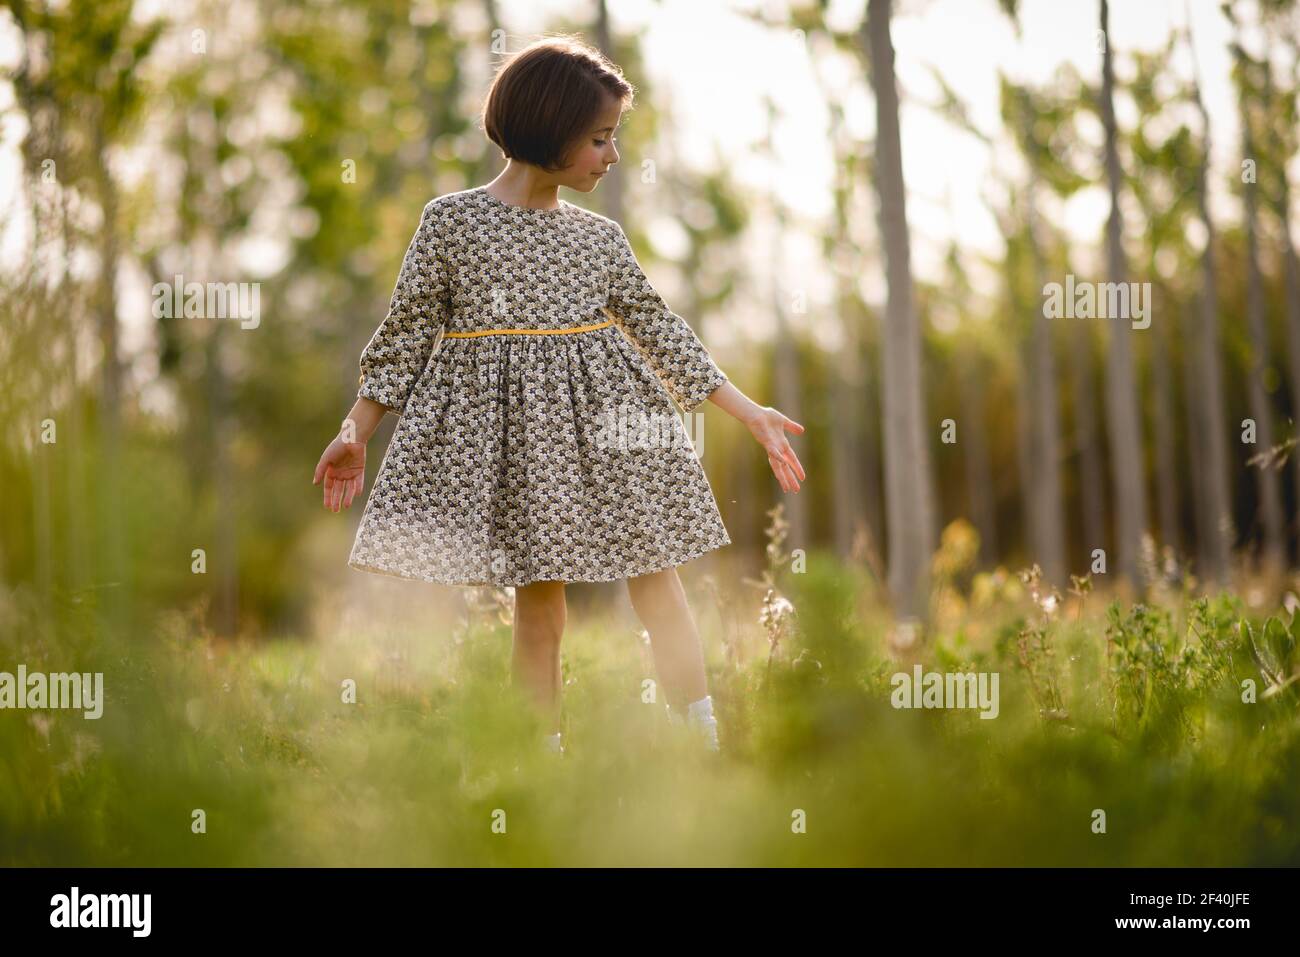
top-left (769, 449), bottom-right (790, 494)
top-left (782, 463), bottom-right (797, 493)
top-left (784, 443), bottom-right (806, 481)
top-left (783, 417), bottom-right (805, 435)
top-left (770, 454), bottom-right (793, 493)
top-left (783, 459), bottom-right (800, 493)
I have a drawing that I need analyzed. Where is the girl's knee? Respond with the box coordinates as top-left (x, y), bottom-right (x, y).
top-left (627, 567), bottom-right (681, 615)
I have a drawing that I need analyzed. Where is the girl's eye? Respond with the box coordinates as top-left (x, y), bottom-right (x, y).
top-left (595, 137), bottom-right (616, 147)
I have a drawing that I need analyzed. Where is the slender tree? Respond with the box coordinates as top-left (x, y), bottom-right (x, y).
top-left (1006, 80), bottom-right (1068, 585)
top-left (1185, 9), bottom-right (1235, 585)
top-left (1126, 43), bottom-right (1199, 563)
top-left (863, 0), bottom-right (937, 619)
top-left (1231, 34), bottom-right (1288, 574)
top-left (1098, 0), bottom-right (1151, 588)
top-left (1263, 36), bottom-right (1300, 543)
top-left (994, 1), bottom-right (1068, 587)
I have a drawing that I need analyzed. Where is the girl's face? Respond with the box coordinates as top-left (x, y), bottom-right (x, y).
top-left (556, 100), bottom-right (622, 193)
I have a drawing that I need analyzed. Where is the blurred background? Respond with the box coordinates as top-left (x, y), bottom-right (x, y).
top-left (4, 0), bottom-right (1300, 635)
top-left (3, 0), bottom-right (1300, 867)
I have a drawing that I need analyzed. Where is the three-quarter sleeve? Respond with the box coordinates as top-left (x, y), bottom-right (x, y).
top-left (357, 199), bottom-right (449, 412)
top-left (604, 221), bottom-right (727, 413)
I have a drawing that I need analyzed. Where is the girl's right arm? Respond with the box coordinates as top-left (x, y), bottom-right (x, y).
top-left (312, 397), bottom-right (389, 512)
top-left (315, 198), bottom-right (449, 512)
top-left (356, 199), bottom-right (449, 410)
top-left (342, 396), bottom-right (389, 445)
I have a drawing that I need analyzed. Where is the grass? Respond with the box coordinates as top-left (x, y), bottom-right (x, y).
top-left (2, 513), bottom-right (1299, 866)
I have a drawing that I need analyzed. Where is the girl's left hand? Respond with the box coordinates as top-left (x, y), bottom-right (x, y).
top-left (745, 406), bottom-right (805, 493)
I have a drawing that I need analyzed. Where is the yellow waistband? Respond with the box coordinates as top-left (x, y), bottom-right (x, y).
top-left (443, 318), bottom-right (615, 338)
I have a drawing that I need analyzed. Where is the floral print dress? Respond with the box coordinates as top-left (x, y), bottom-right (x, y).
top-left (347, 185), bottom-right (731, 587)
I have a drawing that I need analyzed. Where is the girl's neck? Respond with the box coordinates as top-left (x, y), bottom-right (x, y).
top-left (483, 170), bottom-right (561, 211)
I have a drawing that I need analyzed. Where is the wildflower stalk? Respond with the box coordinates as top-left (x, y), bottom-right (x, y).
top-left (1069, 573), bottom-right (1092, 624)
top-left (1015, 563), bottom-right (1067, 719)
top-left (750, 503), bottom-right (796, 692)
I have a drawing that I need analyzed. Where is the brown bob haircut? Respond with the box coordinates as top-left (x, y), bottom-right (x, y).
top-left (481, 34), bottom-right (635, 172)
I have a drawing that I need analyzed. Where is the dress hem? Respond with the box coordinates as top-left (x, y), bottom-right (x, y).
top-left (346, 531), bottom-right (731, 588)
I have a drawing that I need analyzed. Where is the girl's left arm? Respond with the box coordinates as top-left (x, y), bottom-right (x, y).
top-left (602, 219), bottom-right (803, 492)
top-left (707, 380), bottom-right (806, 494)
top-left (603, 220), bottom-right (728, 413)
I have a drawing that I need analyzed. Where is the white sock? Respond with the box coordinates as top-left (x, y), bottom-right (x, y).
top-left (671, 695), bottom-right (720, 751)
top-left (686, 695), bottom-right (715, 723)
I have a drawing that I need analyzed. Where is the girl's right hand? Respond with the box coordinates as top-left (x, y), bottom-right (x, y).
top-left (313, 435), bottom-right (366, 512)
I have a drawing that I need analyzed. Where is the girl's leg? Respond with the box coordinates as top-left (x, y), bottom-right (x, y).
top-left (511, 580), bottom-right (567, 734)
top-left (626, 566), bottom-right (707, 711)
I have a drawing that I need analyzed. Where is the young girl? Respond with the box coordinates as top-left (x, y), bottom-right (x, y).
top-left (312, 35), bottom-right (805, 756)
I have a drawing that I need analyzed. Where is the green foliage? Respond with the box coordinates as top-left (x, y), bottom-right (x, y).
top-left (1243, 611), bottom-right (1300, 700)
top-left (4, 558), bottom-right (1300, 866)
top-left (1105, 601), bottom-right (1195, 736)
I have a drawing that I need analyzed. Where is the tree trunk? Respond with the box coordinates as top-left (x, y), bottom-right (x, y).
top-left (1260, 0), bottom-right (1300, 559)
top-left (1024, 172), bottom-right (1067, 585)
top-left (1070, 300), bottom-right (1108, 575)
top-left (1238, 73), bottom-right (1287, 574)
top-left (860, 332), bottom-right (886, 576)
top-left (864, 0), bottom-right (937, 620)
top-left (958, 352), bottom-right (998, 565)
top-left (828, 315), bottom-right (867, 560)
top-left (1147, 277), bottom-right (1181, 560)
top-left (1275, 130), bottom-right (1300, 557)
top-left (1098, 0), bottom-right (1150, 589)
top-left (1185, 8), bottom-right (1234, 586)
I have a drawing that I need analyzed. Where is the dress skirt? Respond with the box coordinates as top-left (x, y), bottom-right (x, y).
top-left (347, 323), bottom-right (731, 587)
